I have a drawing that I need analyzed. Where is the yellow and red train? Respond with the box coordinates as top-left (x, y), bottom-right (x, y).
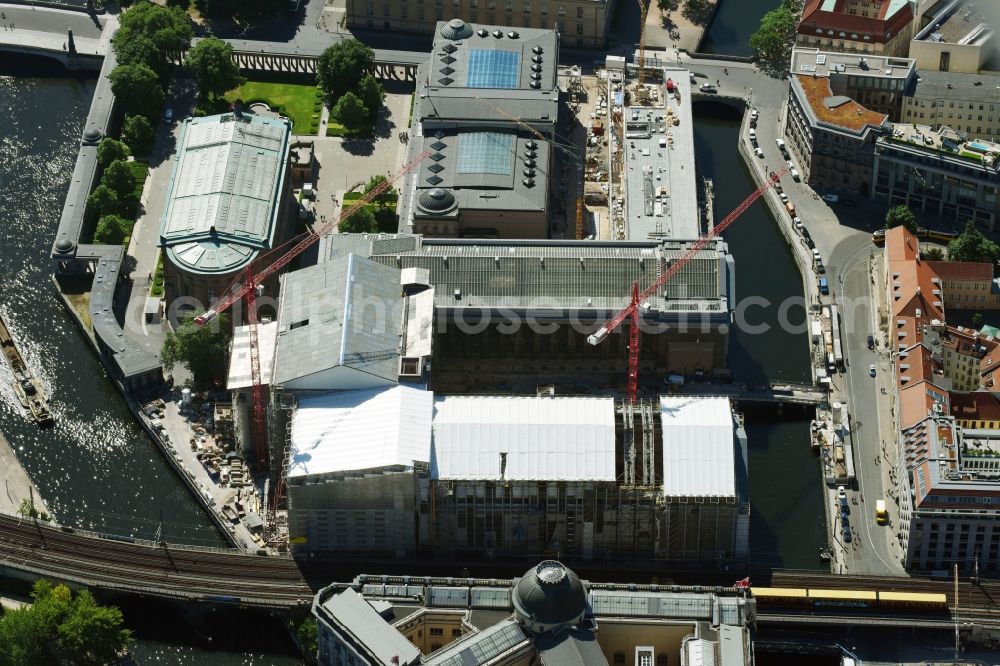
top-left (752, 587), bottom-right (948, 610)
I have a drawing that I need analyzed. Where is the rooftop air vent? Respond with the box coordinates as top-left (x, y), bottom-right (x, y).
top-left (531, 63), bottom-right (543, 73)
top-left (426, 175), bottom-right (443, 185)
top-left (532, 55), bottom-right (543, 64)
top-left (527, 140), bottom-right (538, 149)
top-left (438, 77), bottom-right (454, 86)
top-left (440, 66), bottom-right (455, 75)
top-left (478, 29), bottom-right (489, 37)
top-left (508, 31), bottom-right (519, 39)
top-left (493, 29), bottom-right (503, 38)
top-left (532, 45), bottom-right (544, 54)
top-left (523, 168), bottom-right (536, 177)
top-left (428, 163), bottom-right (444, 173)
top-left (431, 141), bottom-right (447, 151)
top-left (530, 81), bottom-right (541, 88)
top-left (442, 43), bottom-right (457, 54)
top-left (523, 178), bottom-right (535, 187)
top-left (430, 152), bottom-right (446, 161)
top-left (434, 130), bottom-right (445, 139)
top-left (524, 159), bottom-right (536, 168)
top-left (441, 55), bottom-right (456, 64)
top-left (525, 149), bottom-right (538, 159)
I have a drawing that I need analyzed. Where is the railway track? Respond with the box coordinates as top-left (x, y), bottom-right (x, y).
top-left (0, 515), bottom-right (313, 607)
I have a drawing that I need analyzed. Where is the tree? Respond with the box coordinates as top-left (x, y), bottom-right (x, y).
top-left (114, 1), bottom-right (193, 65)
top-left (332, 92), bottom-right (369, 131)
top-left (97, 138), bottom-right (131, 168)
top-left (161, 313), bottom-right (231, 385)
top-left (295, 617), bottom-right (318, 657)
top-left (948, 221), bottom-right (1000, 264)
top-left (885, 204), bottom-right (918, 233)
top-left (657, 0), bottom-right (680, 12)
top-left (338, 206), bottom-right (378, 233)
top-left (186, 38), bottom-right (244, 100)
top-left (94, 215), bottom-right (133, 245)
top-left (749, 1), bottom-right (799, 71)
top-left (0, 580), bottom-right (131, 666)
top-left (102, 160), bottom-right (136, 199)
top-left (317, 40), bottom-right (375, 103)
top-left (357, 75), bottom-right (385, 124)
top-left (363, 175), bottom-right (398, 209)
top-left (921, 247), bottom-right (945, 261)
top-left (87, 184), bottom-right (121, 219)
top-left (682, 0), bottom-right (714, 24)
top-left (973, 313), bottom-right (984, 327)
top-left (56, 589), bottom-right (132, 666)
top-left (113, 33), bottom-right (163, 75)
top-left (108, 63), bottom-right (165, 119)
top-left (123, 114), bottom-right (156, 155)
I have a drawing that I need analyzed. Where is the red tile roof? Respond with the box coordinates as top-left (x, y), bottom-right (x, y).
top-left (799, 0), bottom-right (914, 43)
top-left (950, 391), bottom-right (1000, 422)
top-left (924, 261), bottom-right (994, 281)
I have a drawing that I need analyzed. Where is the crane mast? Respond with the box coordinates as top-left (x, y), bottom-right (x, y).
top-left (588, 168), bottom-right (788, 402)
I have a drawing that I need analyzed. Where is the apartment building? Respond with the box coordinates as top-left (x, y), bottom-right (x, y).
top-left (795, 0), bottom-right (916, 57)
top-left (925, 260), bottom-right (1000, 309)
top-left (872, 124), bottom-right (1000, 230)
top-left (784, 48), bottom-right (893, 193)
top-left (346, 0), bottom-right (614, 49)
top-left (901, 71), bottom-right (1000, 142)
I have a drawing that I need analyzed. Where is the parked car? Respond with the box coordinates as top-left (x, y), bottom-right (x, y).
top-left (780, 192), bottom-right (789, 203)
top-left (775, 138), bottom-right (786, 151)
top-left (838, 485), bottom-right (847, 500)
top-left (869, 364), bottom-right (877, 377)
top-left (843, 525), bottom-right (852, 543)
top-left (749, 128), bottom-right (757, 141)
top-left (754, 146), bottom-right (764, 158)
top-left (804, 236), bottom-right (815, 249)
top-left (867, 335), bottom-right (875, 350)
top-left (164, 108), bottom-right (173, 124)
top-left (819, 276), bottom-right (829, 295)
top-left (750, 108), bottom-right (759, 121)
top-left (822, 193), bottom-right (840, 203)
top-left (699, 83), bottom-right (717, 93)
top-left (790, 167), bottom-right (800, 181)
top-left (785, 159), bottom-right (795, 170)
top-left (793, 216), bottom-right (803, 230)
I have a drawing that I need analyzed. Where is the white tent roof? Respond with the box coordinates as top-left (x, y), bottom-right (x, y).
top-left (226, 321), bottom-right (277, 390)
top-left (431, 396), bottom-right (616, 481)
top-left (659, 396), bottom-right (735, 498)
top-left (289, 386), bottom-right (433, 478)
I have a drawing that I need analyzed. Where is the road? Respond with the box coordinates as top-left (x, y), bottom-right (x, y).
top-left (0, 3), bottom-right (105, 39)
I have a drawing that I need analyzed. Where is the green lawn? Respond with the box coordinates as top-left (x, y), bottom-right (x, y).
top-left (223, 81), bottom-right (322, 135)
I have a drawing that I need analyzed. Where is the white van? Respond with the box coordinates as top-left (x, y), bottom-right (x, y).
top-left (775, 138), bottom-right (786, 151)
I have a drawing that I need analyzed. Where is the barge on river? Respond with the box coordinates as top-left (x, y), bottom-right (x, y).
top-left (0, 314), bottom-right (53, 426)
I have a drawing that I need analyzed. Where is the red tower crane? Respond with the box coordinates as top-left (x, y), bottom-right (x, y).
top-left (195, 150), bottom-right (433, 471)
top-left (587, 167), bottom-right (789, 403)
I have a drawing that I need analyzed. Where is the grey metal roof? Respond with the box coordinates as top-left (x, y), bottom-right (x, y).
top-left (428, 21), bottom-right (559, 92)
top-left (588, 589), bottom-right (715, 619)
top-left (790, 46), bottom-right (915, 80)
top-left (406, 131), bottom-right (550, 220)
top-left (319, 588), bottom-right (421, 666)
top-left (272, 254), bottom-right (403, 387)
top-left (623, 68), bottom-right (700, 240)
top-left (535, 629), bottom-right (610, 666)
top-left (909, 69), bottom-right (1000, 103)
top-left (416, 85), bottom-right (560, 125)
top-left (160, 113), bottom-right (291, 275)
top-left (424, 619), bottom-right (528, 666)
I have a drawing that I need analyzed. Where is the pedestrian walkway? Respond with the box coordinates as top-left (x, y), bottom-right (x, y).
top-left (0, 428), bottom-right (48, 519)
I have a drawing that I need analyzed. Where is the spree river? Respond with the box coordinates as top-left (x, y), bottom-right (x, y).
top-left (0, 58), bottom-right (300, 664)
top-left (700, 0), bottom-right (786, 57)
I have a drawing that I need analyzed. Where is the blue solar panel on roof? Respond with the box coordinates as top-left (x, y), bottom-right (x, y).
top-left (467, 49), bottom-right (520, 88)
top-left (457, 132), bottom-right (514, 175)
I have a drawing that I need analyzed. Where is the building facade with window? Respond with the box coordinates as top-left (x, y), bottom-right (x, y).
top-left (872, 125), bottom-right (1000, 231)
top-left (795, 0), bottom-right (916, 57)
top-left (901, 71), bottom-right (1000, 142)
top-left (346, 0), bottom-right (614, 49)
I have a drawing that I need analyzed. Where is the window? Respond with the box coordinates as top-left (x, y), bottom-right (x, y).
top-left (576, 22), bottom-right (583, 34)
top-left (558, 4), bottom-right (565, 15)
top-left (488, 0), bottom-right (494, 7)
top-left (576, 5), bottom-right (583, 17)
top-left (523, 0), bottom-right (530, 10)
top-left (540, 2), bottom-right (547, 12)
top-left (430, 628), bottom-right (444, 636)
top-left (505, 0), bottom-right (512, 10)
top-left (452, 628), bottom-right (462, 637)
top-left (614, 653), bottom-right (626, 665)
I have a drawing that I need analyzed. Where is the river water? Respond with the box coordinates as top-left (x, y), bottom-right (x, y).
top-left (0, 58), bottom-right (300, 664)
top-left (700, 0), bottom-right (785, 57)
top-left (693, 108), bottom-right (827, 571)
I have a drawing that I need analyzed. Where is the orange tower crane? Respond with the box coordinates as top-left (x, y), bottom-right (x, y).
top-left (587, 167), bottom-right (789, 403)
top-left (195, 150), bottom-right (432, 472)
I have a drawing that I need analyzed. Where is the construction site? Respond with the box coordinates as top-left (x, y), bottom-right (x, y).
top-left (201, 19), bottom-right (789, 560)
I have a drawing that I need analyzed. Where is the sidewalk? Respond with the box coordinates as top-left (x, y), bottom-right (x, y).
top-left (0, 428), bottom-right (49, 519)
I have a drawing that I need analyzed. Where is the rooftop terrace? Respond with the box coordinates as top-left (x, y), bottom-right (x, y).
top-left (795, 75), bottom-right (888, 132)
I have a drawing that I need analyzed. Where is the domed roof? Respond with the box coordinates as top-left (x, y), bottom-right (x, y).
top-left (512, 561), bottom-right (587, 630)
top-left (82, 127), bottom-right (103, 145)
top-left (440, 18), bottom-right (473, 40)
top-left (417, 188), bottom-right (457, 215)
top-left (54, 238), bottom-right (76, 254)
